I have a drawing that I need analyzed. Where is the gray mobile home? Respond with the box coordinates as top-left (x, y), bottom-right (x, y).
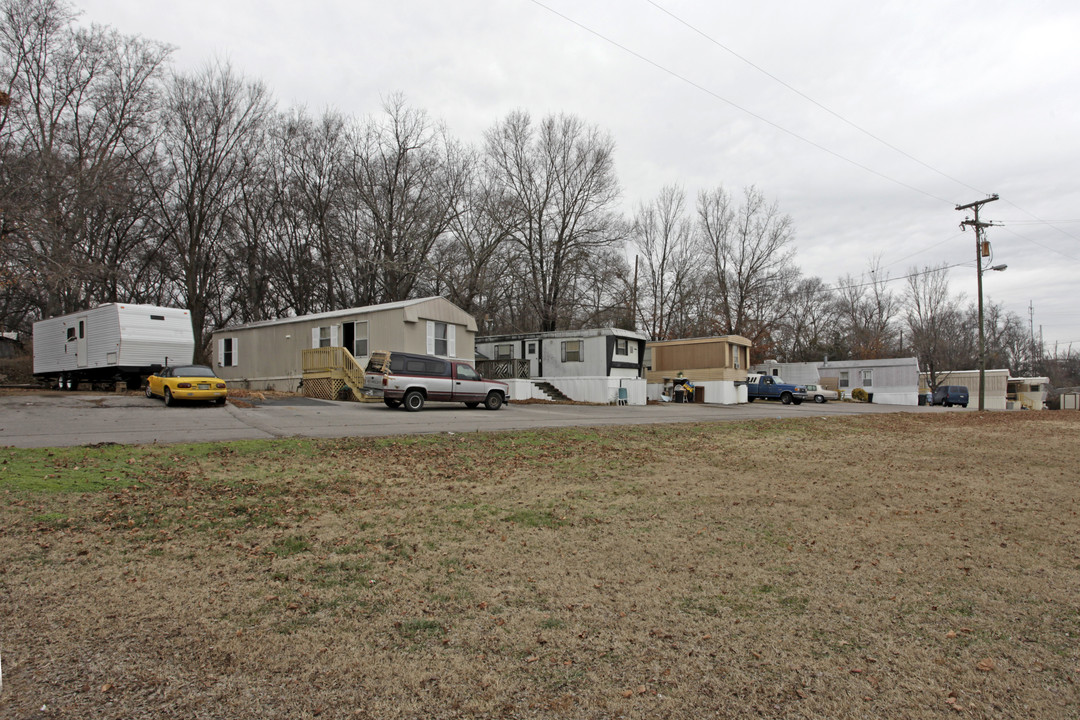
top-left (475, 328), bottom-right (649, 404)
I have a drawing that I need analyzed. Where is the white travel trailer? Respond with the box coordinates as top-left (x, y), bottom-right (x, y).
top-left (33, 304), bottom-right (195, 389)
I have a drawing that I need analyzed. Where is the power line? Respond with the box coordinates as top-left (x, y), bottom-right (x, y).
top-left (999, 226), bottom-right (1080, 263)
top-left (824, 262), bottom-right (970, 294)
top-left (880, 233), bottom-right (964, 271)
top-left (525, 0), bottom-right (955, 205)
top-left (644, 0), bottom-right (990, 199)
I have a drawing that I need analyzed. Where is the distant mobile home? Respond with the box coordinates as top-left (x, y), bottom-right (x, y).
top-left (1007, 376), bottom-right (1050, 410)
top-left (210, 297), bottom-right (478, 393)
top-left (754, 357), bottom-right (921, 405)
top-left (920, 369), bottom-right (1009, 410)
top-left (33, 304), bottom-right (194, 389)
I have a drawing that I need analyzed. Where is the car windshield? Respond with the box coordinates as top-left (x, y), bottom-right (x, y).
top-left (173, 365), bottom-right (216, 378)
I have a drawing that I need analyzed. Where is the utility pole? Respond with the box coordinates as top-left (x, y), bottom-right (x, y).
top-left (956, 194), bottom-right (1001, 411)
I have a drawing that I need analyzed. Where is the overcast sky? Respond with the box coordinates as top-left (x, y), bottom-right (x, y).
top-left (76, 0), bottom-right (1080, 351)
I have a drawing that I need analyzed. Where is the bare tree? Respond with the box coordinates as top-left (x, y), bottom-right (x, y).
top-left (835, 259), bottom-right (898, 360)
top-left (149, 60), bottom-right (273, 359)
top-left (484, 110), bottom-right (622, 331)
top-left (258, 108), bottom-right (348, 316)
top-left (0, 0), bottom-right (170, 329)
top-left (904, 264), bottom-right (967, 387)
top-left (346, 94), bottom-right (466, 303)
top-left (426, 146), bottom-right (514, 331)
top-left (697, 185), bottom-right (797, 349)
top-left (630, 185), bottom-right (700, 340)
top-left (774, 276), bottom-right (842, 361)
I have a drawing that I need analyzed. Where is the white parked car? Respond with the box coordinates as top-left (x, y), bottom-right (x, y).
top-left (804, 383), bottom-right (838, 403)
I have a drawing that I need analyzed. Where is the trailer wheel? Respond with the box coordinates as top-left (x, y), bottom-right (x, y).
top-left (164, 388), bottom-right (174, 407)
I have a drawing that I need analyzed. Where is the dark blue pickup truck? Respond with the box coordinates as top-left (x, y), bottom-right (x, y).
top-left (745, 374), bottom-right (807, 405)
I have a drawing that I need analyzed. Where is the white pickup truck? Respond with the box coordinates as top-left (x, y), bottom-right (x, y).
top-left (363, 350), bottom-right (509, 412)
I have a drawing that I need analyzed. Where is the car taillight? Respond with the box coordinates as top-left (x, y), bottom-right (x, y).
top-left (216, 383), bottom-right (226, 389)
top-left (177, 382), bottom-right (192, 388)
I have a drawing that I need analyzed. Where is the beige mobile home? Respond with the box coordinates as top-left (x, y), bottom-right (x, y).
top-left (645, 335), bottom-right (752, 404)
top-left (210, 297), bottom-right (478, 394)
top-left (919, 369), bottom-right (1009, 410)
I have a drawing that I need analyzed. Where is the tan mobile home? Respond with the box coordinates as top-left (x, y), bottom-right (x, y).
top-left (210, 297), bottom-right (478, 393)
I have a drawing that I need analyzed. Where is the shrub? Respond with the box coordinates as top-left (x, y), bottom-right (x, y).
top-left (851, 387), bottom-right (868, 402)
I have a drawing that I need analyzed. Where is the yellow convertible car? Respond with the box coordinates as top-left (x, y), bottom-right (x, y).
top-left (145, 364), bottom-right (228, 406)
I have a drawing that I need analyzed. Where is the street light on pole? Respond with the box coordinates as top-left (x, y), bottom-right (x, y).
top-left (956, 195), bottom-right (1001, 411)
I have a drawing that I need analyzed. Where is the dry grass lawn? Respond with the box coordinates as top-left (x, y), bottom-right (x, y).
top-left (1, 412), bottom-right (1078, 719)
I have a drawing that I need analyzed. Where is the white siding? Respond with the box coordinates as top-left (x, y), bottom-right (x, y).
top-left (33, 305), bottom-right (193, 374)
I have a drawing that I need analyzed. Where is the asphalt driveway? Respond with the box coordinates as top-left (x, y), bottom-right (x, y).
top-left (0, 390), bottom-right (951, 448)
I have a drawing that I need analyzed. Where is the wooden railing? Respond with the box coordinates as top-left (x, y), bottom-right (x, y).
top-left (302, 347), bottom-right (367, 399)
top-left (476, 358), bottom-right (531, 380)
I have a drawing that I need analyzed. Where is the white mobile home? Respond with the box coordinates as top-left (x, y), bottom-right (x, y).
top-left (475, 328), bottom-right (649, 404)
top-left (755, 357), bottom-right (922, 405)
top-left (33, 304), bottom-right (195, 389)
top-left (1007, 376), bottom-right (1050, 410)
top-left (210, 297), bottom-right (478, 396)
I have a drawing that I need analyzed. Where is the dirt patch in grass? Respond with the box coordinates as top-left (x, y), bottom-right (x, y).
top-left (1, 413), bottom-right (1078, 719)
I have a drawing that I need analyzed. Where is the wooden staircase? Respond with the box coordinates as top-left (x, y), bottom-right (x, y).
top-left (301, 347), bottom-right (371, 401)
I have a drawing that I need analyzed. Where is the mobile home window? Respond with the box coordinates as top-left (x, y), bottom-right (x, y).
top-left (839, 371), bottom-right (850, 388)
top-left (353, 321), bottom-right (368, 358)
top-left (733, 347), bottom-right (740, 369)
top-left (66, 327), bottom-right (76, 342)
top-left (527, 342), bottom-right (536, 355)
top-left (433, 322), bottom-right (448, 356)
top-left (562, 340), bottom-right (583, 363)
top-left (615, 338), bottom-right (628, 356)
top-left (861, 369), bottom-right (873, 387)
top-left (495, 344), bottom-right (513, 360)
top-left (218, 337), bottom-right (238, 367)
top-left (150, 314), bottom-right (165, 321)
top-left (319, 326), bottom-right (332, 348)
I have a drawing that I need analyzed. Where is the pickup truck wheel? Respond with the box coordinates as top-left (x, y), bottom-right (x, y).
top-left (164, 388), bottom-right (174, 407)
top-left (464, 402), bottom-right (480, 409)
top-left (814, 394), bottom-right (826, 403)
top-left (145, 385), bottom-right (153, 399)
top-left (483, 392), bottom-right (503, 411)
top-left (383, 398), bottom-right (401, 409)
top-left (781, 392), bottom-right (793, 405)
top-left (403, 390), bottom-right (425, 412)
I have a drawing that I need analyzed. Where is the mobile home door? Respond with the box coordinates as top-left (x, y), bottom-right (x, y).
top-left (76, 316), bottom-right (88, 367)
